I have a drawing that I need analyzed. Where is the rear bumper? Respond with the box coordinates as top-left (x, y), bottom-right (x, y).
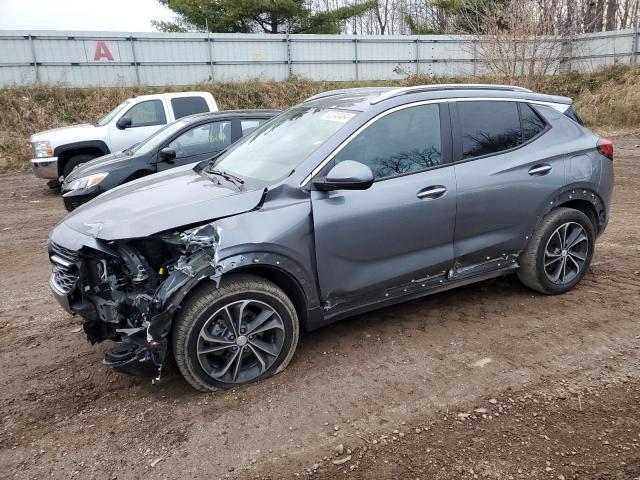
top-left (30, 157), bottom-right (58, 179)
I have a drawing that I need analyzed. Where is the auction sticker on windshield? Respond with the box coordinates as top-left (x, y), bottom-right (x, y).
top-left (320, 111), bottom-right (356, 123)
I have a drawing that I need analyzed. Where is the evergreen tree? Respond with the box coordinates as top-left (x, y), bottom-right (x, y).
top-left (154, 0), bottom-right (377, 34)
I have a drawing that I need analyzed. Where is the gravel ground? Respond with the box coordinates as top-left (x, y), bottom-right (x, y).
top-left (0, 136), bottom-right (639, 480)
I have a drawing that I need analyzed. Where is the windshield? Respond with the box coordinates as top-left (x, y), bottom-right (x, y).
top-left (213, 107), bottom-right (357, 183)
top-left (127, 119), bottom-right (190, 155)
top-left (97, 100), bottom-right (131, 126)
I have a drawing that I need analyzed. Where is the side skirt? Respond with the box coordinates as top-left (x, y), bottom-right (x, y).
top-left (313, 264), bottom-right (519, 329)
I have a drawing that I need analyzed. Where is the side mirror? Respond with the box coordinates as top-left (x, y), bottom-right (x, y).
top-left (313, 160), bottom-right (374, 191)
top-left (158, 147), bottom-right (176, 164)
top-left (116, 116), bottom-right (132, 130)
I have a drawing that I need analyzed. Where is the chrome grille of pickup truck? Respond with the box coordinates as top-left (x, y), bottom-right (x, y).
top-left (49, 241), bottom-right (79, 294)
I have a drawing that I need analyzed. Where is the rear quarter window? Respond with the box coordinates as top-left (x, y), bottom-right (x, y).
top-left (562, 106), bottom-right (585, 126)
top-left (171, 96), bottom-right (209, 119)
top-left (520, 103), bottom-right (547, 141)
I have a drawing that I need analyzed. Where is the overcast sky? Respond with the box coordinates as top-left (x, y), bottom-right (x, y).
top-left (0, 0), bottom-right (175, 32)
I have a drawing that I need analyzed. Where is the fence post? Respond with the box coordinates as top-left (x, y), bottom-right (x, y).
top-left (559, 35), bottom-right (573, 74)
top-left (28, 34), bottom-right (39, 84)
top-left (632, 18), bottom-right (640, 66)
top-left (415, 37), bottom-right (420, 75)
top-left (354, 37), bottom-right (359, 81)
top-left (286, 33), bottom-right (292, 78)
top-left (472, 39), bottom-right (477, 76)
top-left (206, 35), bottom-right (215, 82)
top-left (129, 36), bottom-right (140, 85)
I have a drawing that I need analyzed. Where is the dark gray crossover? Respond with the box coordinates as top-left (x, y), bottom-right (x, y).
top-left (61, 110), bottom-right (278, 211)
top-left (47, 85), bottom-right (614, 391)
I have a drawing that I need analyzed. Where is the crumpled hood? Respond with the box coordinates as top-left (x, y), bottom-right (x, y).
top-left (64, 151), bottom-right (131, 182)
top-left (61, 163), bottom-right (264, 240)
top-left (30, 123), bottom-right (105, 144)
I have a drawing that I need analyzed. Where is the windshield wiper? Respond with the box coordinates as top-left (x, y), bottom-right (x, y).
top-left (206, 168), bottom-right (245, 190)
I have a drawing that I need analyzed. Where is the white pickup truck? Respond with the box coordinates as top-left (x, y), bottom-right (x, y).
top-left (30, 92), bottom-right (218, 186)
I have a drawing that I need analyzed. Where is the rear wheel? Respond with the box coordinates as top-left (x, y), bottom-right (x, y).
top-left (61, 153), bottom-right (96, 178)
top-left (517, 207), bottom-right (595, 294)
top-left (172, 275), bottom-right (299, 392)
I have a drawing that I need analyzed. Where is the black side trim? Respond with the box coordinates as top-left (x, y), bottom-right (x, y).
top-left (54, 140), bottom-right (110, 158)
top-left (318, 265), bottom-right (517, 328)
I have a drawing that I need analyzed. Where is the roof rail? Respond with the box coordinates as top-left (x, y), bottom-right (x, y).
top-left (370, 84), bottom-right (532, 105)
top-left (304, 87), bottom-right (389, 103)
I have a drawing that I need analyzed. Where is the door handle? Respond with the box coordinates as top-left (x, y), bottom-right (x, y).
top-left (528, 164), bottom-right (552, 176)
top-left (417, 185), bottom-right (447, 199)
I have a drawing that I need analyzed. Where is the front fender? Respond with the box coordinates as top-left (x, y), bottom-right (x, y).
top-left (146, 248), bottom-right (321, 342)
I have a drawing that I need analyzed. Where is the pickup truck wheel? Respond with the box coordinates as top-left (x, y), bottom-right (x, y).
top-left (62, 154), bottom-right (96, 178)
top-left (517, 207), bottom-right (595, 295)
top-left (172, 274), bottom-right (299, 392)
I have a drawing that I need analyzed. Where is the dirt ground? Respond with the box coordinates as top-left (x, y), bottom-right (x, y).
top-left (0, 136), bottom-right (639, 480)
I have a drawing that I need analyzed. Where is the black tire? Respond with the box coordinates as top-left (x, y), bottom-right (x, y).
top-left (61, 153), bottom-right (96, 178)
top-left (172, 274), bottom-right (299, 392)
top-left (517, 207), bottom-right (595, 295)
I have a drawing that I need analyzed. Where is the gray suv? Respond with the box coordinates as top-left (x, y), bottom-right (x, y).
top-left (48, 85), bottom-right (614, 391)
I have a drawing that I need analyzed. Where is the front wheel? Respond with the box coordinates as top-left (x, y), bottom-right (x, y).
top-left (62, 153), bottom-right (96, 178)
top-left (517, 207), bottom-right (595, 295)
top-left (172, 275), bottom-right (299, 392)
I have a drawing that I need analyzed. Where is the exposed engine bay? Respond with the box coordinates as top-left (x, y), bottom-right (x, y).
top-left (49, 223), bottom-right (222, 378)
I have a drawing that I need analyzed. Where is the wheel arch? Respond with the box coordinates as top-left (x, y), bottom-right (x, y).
top-left (539, 186), bottom-right (607, 235)
top-left (169, 266), bottom-right (312, 332)
top-left (161, 250), bottom-right (322, 334)
top-left (229, 265), bottom-right (309, 328)
top-left (54, 141), bottom-right (110, 176)
top-left (557, 199), bottom-right (599, 232)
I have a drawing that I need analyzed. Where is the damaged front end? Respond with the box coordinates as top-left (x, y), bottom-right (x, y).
top-left (48, 223), bottom-right (223, 379)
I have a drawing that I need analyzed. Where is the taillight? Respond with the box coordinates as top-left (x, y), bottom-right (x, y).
top-left (597, 138), bottom-right (614, 161)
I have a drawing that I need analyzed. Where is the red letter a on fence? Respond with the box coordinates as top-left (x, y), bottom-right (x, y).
top-left (94, 41), bottom-right (114, 61)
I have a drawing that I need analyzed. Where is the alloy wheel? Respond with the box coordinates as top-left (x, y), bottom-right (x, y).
top-left (543, 221), bottom-right (589, 284)
top-left (197, 299), bottom-right (285, 384)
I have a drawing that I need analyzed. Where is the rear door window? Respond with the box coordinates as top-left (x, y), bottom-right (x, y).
top-left (458, 101), bottom-right (522, 159)
top-left (171, 96), bottom-right (209, 119)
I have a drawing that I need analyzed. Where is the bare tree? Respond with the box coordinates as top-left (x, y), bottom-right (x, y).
top-left (460, 0), bottom-right (575, 88)
top-left (374, 0), bottom-right (391, 34)
top-left (305, 0), bottom-right (640, 34)
top-left (606, 0), bottom-right (618, 30)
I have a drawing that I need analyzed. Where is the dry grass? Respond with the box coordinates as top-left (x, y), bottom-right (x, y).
top-left (1, 66), bottom-right (638, 173)
top-left (574, 67), bottom-right (640, 130)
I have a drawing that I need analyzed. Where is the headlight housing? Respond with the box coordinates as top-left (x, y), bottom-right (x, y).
top-left (32, 141), bottom-right (53, 158)
top-left (65, 173), bottom-right (108, 191)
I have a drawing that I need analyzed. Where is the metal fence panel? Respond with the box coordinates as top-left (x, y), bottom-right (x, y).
top-left (0, 29), bottom-right (638, 87)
